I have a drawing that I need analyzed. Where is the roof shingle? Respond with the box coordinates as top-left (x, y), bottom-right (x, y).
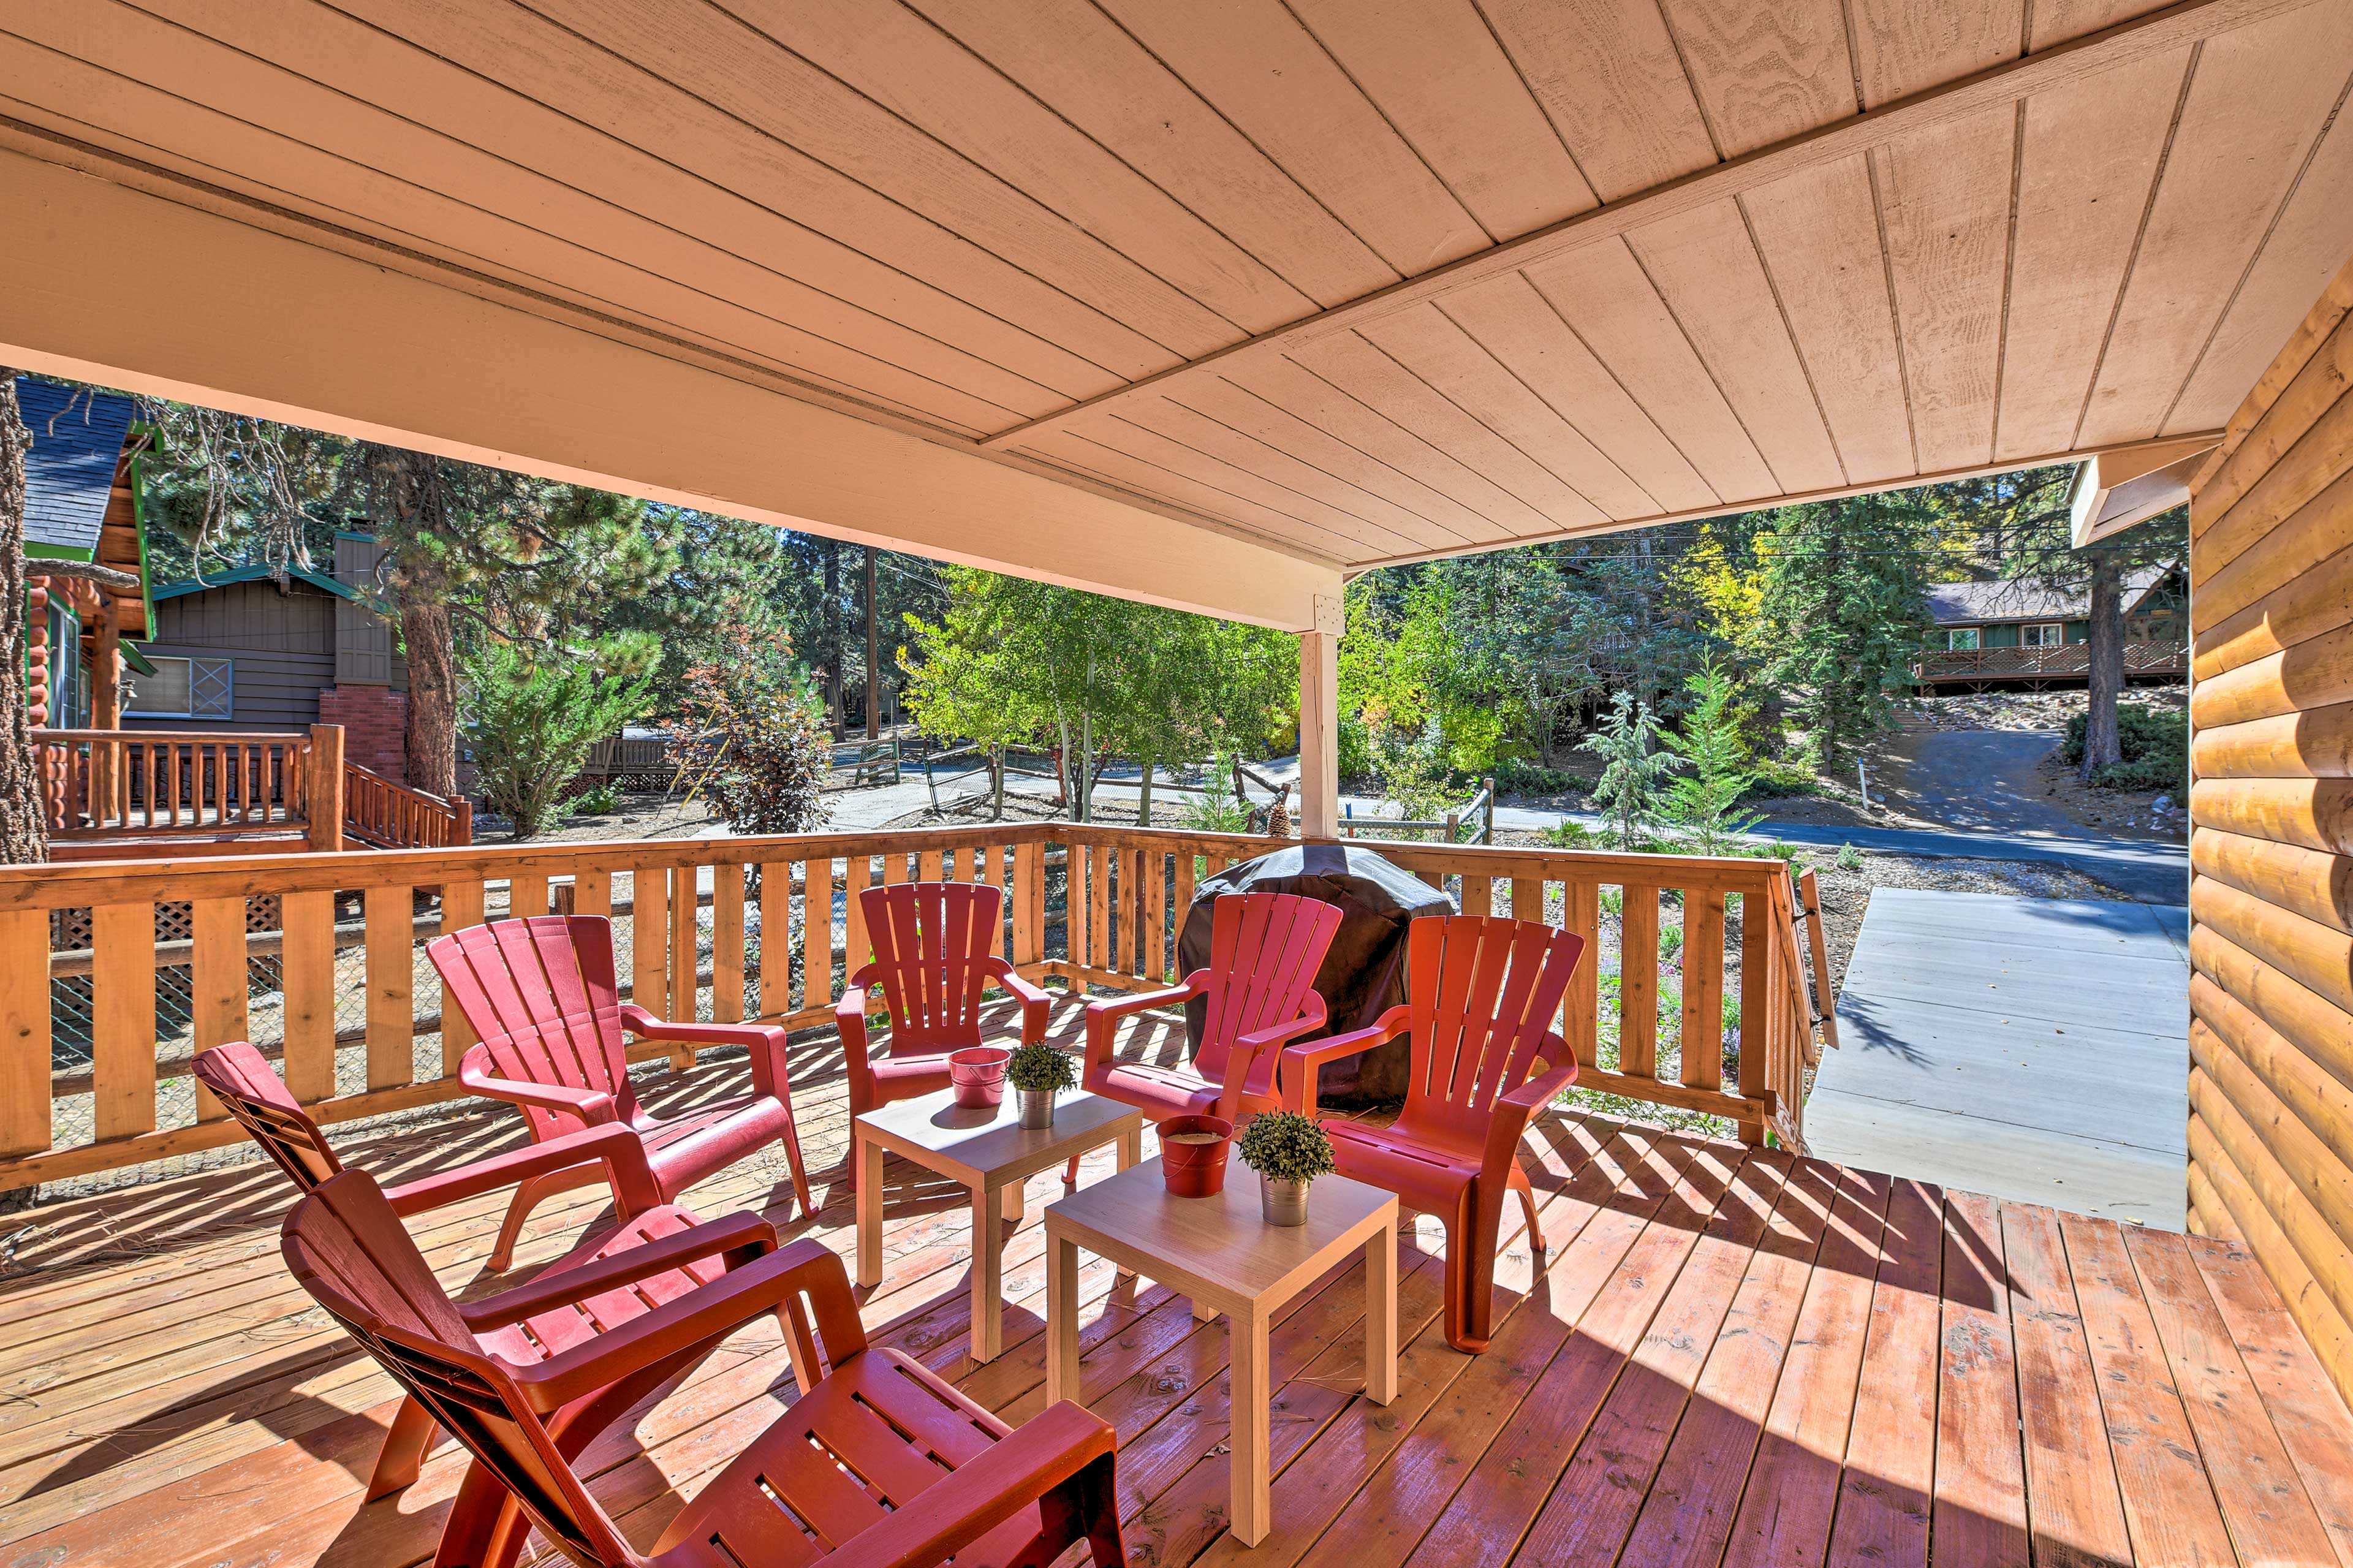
top-left (15, 376), bottom-right (136, 558)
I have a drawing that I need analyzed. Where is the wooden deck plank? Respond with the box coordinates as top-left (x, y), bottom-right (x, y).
top-left (1621, 1154), bottom-right (1841, 1568)
top-left (1930, 1189), bottom-right (2029, 1568)
top-left (2062, 1211), bottom-right (2240, 1566)
top-left (1998, 1200), bottom-right (2137, 1568)
top-left (1721, 1166), bottom-right (1894, 1568)
top-left (2186, 1232), bottom-right (2353, 1568)
top-left (1397, 1138), bottom-right (1747, 1566)
top-left (0, 1021), bottom-right (2346, 1568)
top-left (1510, 1149), bottom-right (1794, 1565)
top-left (1822, 1176), bottom-right (1944, 1568)
top-left (2123, 1225), bottom-right (2344, 1567)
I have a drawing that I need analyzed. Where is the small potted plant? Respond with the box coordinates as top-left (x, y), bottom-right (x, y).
top-left (1236, 1110), bottom-right (1336, 1227)
top-left (1005, 1042), bottom-right (1077, 1129)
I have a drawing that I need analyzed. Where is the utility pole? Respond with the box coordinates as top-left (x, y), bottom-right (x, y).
top-left (864, 545), bottom-right (880, 740)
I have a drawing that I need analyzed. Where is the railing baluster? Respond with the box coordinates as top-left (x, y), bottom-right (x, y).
top-left (714, 862), bottom-right (746, 1024)
top-left (1620, 886), bottom-right (1659, 1081)
top-left (282, 887), bottom-right (338, 1101)
top-left (439, 879), bottom-right (487, 1075)
top-left (632, 862), bottom-right (669, 1025)
top-left (1738, 880), bottom-right (1772, 1143)
top-left (1015, 838), bottom-right (1042, 966)
top-left (804, 856), bottom-right (834, 1010)
top-left (364, 884), bottom-right (415, 1092)
top-left (1685, 891), bottom-right (1726, 1093)
top-left (190, 896), bottom-right (248, 1120)
top-left (0, 910), bottom-right (51, 1159)
top-left (1563, 877), bottom-right (1599, 1068)
top-left (91, 902), bottom-right (157, 1140)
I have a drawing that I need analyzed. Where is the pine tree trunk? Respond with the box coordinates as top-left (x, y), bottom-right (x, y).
top-left (1137, 756), bottom-right (1154, 827)
top-left (0, 375), bottom-right (48, 864)
top-left (403, 597), bottom-right (457, 797)
top-left (863, 545), bottom-right (879, 740)
top-left (2082, 551), bottom-right (2126, 779)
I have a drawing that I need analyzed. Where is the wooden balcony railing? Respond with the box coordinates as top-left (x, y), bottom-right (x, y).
top-left (1913, 638), bottom-right (2188, 682)
top-left (0, 822), bottom-right (1828, 1190)
top-left (343, 763), bottom-right (472, 849)
top-left (35, 725), bottom-right (345, 855)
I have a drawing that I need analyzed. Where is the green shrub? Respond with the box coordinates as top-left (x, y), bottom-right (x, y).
top-left (1006, 1042), bottom-right (1077, 1094)
top-left (1236, 1110), bottom-right (1336, 1185)
top-left (1836, 843), bottom-right (1863, 871)
top-left (1540, 819), bottom-right (1599, 850)
top-left (569, 781), bottom-right (622, 818)
top-left (2063, 703), bottom-right (2186, 792)
top-left (462, 639), bottom-right (652, 840)
top-left (1494, 758), bottom-right (1583, 795)
top-left (1741, 757), bottom-right (1819, 800)
top-left (1180, 790), bottom-right (1253, 835)
top-left (1338, 714), bottom-right (1375, 782)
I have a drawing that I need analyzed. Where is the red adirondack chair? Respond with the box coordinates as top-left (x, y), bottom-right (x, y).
top-left (428, 915), bottom-right (814, 1268)
top-left (1281, 915), bottom-right (1585, 1353)
top-left (282, 1168), bottom-right (1128, 1568)
top-left (195, 1043), bottom-right (790, 1568)
top-left (841, 882), bottom-right (1053, 1181)
top-left (1078, 892), bottom-right (1344, 1126)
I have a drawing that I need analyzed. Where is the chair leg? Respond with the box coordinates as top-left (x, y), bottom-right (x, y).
top-left (1511, 1161), bottom-right (1544, 1257)
top-left (1063, 1153), bottom-right (1082, 1184)
top-left (366, 1395), bottom-right (438, 1499)
top-left (1024, 1449), bottom-right (1125, 1568)
top-left (778, 1114), bottom-right (816, 1221)
top-left (434, 1460), bottom-right (529, 1568)
top-left (487, 1170), bottom-right (559, 1273)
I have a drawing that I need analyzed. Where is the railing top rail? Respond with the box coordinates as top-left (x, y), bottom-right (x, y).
top-left (0, 818), bottom-right (1797, 908)
top-left (33, 728), bottom-right (315, 744)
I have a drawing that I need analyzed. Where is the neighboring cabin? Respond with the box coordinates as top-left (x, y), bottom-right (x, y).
top-left (128, 531), bottom-right (410, 780)
top-left (1914, 564), bottom-right (2188, 689)
top-left (15, 376), bottom-right (156, 732)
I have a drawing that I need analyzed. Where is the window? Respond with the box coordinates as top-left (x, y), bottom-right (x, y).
top-left (124, 656), bottom-right (233, 719)
top-left (2022, 623), bottom-right (2064, 648)
top-left (1945, 628), bottom-right (1980, 651)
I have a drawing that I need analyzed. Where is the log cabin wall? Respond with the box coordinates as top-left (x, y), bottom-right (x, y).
top-left (2186, 250), bottom-right (2353, 1406)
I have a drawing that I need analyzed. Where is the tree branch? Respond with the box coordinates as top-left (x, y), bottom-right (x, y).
top-left (24, 558), bottom-right (140, 591)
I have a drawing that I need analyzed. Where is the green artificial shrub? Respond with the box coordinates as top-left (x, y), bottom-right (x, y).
top-left (1236, 1110), bottom-right (1336, 1186)
top-left (1005, 1042), bottom-right (1077, 1094)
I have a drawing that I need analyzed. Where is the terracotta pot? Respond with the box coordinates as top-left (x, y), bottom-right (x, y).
top-left (947, 1047), bottom-right (1011, 1109)
top-left (1158, 1115), bottom-right (1233, 1197)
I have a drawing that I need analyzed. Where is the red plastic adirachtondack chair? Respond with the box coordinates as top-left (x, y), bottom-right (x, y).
top-left (428, 915), bottom-right (814, 1268)
top-left (195, 1043), bottom-right (792, 1568)
top-left (840, 882), bottom-right (1053, 1184)
top-left (283, 1170), bottom-right (1128, 1568)
top-left (1079, 892), bottom-right (1344, 1127)
top-left (1281, 915), bottom-right (1585, 1354)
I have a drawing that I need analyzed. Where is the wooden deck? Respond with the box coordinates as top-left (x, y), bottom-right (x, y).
top-left (1, 1002), bottom-right (2349, 1568)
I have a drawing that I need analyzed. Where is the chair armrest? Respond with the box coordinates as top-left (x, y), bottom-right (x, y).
top-left (809, 1401), bottom-right (1117, 1568)
top-left (835, 985), bottom-right (874, 1075)
top-left (981, 958), bottom-right (1054, 1043)
top-left (1279, 1006), bottom-right (1410, 1115)
top-left (460, 1043), bottom-right (617, 1128)
top-left (468, 1208), bottom-right (777, 1335)
top-left (510, 1233), bottom-right (842, 1411)
top-left (1484, 1055), bottom-right (1578, 1183)
top-left (384, 1122), bottom-right (662, 1221)
top-left (1082, 976), bottom-right (1203, 1075)
top-left (1221, 993), bottom-right (1328, 1120)
top-left (623, 1012), bottom-right (794, 1099)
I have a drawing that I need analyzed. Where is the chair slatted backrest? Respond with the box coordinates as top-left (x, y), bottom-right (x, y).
top-left (283, 1170), bottom-right (646, 1568)
top-left (1196, 893), bottom-right (1345, 1098)
top-left (428, 915), bottom-right (641, 1138)
top-left (1398, 916), bottom-right (1585, 1147)
top-left (194, 1041), bottom-right (342, 1192)
top-left (858, 883), bottom-right (1001, 1053)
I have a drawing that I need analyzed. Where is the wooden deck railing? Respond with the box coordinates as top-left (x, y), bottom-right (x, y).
top-left (1913, 638), bottom-right (2187, 682)
top-left (343, 763), bottom-right (472, 849)
top-left (35, 725), bottom-right (345, 854)
top-left (0, 822), bottom-right (1826, 1191)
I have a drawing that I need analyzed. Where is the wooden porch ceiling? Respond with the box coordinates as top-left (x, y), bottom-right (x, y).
top-left (0, 0), bottom-right (2346, 617)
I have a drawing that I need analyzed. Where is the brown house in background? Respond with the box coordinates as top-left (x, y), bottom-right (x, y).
top-left (127, 531), bottom-right (409, 781)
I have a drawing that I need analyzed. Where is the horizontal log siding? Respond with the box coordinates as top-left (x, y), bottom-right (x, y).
top-left (2189, 249), bottom-right (2353, 1407)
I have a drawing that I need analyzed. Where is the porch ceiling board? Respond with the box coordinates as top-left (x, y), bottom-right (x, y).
top-left (0, 0), bottom-right (2335, 591)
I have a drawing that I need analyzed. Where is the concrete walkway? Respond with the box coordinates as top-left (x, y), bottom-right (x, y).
top-left (1804, 888), bottom-right (2189, 1227)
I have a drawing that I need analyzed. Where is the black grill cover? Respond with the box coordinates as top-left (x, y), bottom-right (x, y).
top-left (1179, 844), bottom-right (1449, 1105)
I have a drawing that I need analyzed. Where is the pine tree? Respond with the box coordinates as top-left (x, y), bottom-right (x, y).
top-left (1580, 692), bottom-right (1676, 850)
top-left (1757, 493), bottom-right (1933, 767)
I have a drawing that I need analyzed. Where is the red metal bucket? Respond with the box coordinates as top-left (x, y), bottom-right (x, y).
top-left (1159, 1115), bottom-right (1233, 1197)
top-left (948, 1047), bottom-right (1012, 1109)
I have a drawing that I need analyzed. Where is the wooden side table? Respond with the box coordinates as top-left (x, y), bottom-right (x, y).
top-left (854, 1088), bottom-right (1143, 1363)
top-left (1042, 1151), bottom-right (1398, 1545)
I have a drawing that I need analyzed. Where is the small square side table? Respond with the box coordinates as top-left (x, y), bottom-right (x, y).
top-left (1041, 1151), bottom-right (1398, 1545)
top-left (854, 1088), bottom-right (1143, 1363)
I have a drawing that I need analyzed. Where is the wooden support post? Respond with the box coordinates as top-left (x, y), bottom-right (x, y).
top-left (306, 723), bottom-right (346, 852)
top-left (1298, 593), bottom-right (1343, 840)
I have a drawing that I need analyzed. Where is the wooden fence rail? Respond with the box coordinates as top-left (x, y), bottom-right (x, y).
top-left (34, 725), bottom-right (346, 854)
top-left (0, 822), bottom-right (1823, 1191)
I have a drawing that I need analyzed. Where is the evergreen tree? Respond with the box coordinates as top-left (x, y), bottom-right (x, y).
top-left (1662, 661), bottom-right (1764, 854)
top-left (1756, 493), bottom-right (1933, 767)
top-left (1580, 692), bottom-right (1676, 850)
